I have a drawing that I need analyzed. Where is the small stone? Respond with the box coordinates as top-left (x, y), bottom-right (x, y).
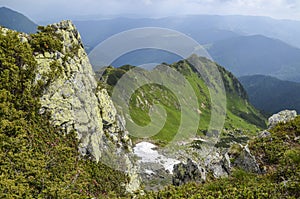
top-left (258, 131), bottom-right (271, 138)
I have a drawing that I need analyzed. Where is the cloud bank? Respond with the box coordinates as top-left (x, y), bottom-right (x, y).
top-left (0, 0), bottom-right (300, 22)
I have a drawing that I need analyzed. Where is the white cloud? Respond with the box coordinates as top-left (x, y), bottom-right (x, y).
top-left (143, 0), bottom-right (153, 5)
top-left (0, 0), bottom-right (300, 21)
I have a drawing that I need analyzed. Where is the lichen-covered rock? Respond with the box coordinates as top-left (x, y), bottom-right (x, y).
top-left (172, 158), bottom-right (206, 186)
top-left (233, 144), bottom-right (261, 173)
top-left (34, 20), bottom-right (140, 192)
top-left (268, 110), bottom-right (297, 129)
top-left (205, 150), bottom-right (231, 178)
top-left (258, 130), bottom-right (271, 138)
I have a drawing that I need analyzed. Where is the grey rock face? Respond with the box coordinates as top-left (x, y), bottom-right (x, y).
top-left (172, 159), bottom-right (206, 186)
top-left (205, 150), bottom-right (231, 178)
top-left (34, 20), bottom-right (139, 192)
top-left (268, 110), bottom-right (297, 129)
top-left (233, 145), bottom-right (261, 173)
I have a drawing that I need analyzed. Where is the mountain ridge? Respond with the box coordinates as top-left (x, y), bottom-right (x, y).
top-left (73, 14), bottom-right (300, 52)
top-left (2, 8), bottom-right (299, 82)
top-left (207, 34), bottom-right (300, 82)
top-left (0, 7), bottom-right (37, 33)
top-left (239, 75), bottom-right (300, 114)
top-left (97, 56), bottom-right (266, 144)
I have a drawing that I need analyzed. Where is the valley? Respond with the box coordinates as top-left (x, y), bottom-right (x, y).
top-left (0, 4), bottom-right (299, 198)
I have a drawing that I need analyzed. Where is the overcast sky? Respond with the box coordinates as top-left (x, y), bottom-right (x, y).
top-left (1, 0), bottom-right (300, 22)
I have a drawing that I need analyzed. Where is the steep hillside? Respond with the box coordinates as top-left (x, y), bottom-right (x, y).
top-left (239, 75), bottom-right (300, 114)
top-left (97, 57), bottom-right (266, 146)
top-left (0, 7), bottom-right (37, 33)
top-left (207, 35), bottom-right (300, 82)
top-left (0, 21), bottom-right (139, 198)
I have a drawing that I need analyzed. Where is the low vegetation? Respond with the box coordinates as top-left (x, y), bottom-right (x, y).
top-left (0, 27), bottom-right (128, 198)
top-left (139, 116), bottom-right (300, 198)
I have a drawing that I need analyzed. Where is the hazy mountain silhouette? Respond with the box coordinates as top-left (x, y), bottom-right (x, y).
top-left (74, 15), bottom-right (300, 52)
top-left (208, 35), bottom-right (300, 82)
top-left (0, 7), bottom-right (37, 33)
top-left (239, 75), bottom-right (300, 114)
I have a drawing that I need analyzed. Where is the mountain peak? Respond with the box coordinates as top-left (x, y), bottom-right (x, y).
top-left (0, 6), bottom-right (37, 33)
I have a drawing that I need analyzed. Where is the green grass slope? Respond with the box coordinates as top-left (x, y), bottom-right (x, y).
top-left (97, 57), bottom-right (266, 145)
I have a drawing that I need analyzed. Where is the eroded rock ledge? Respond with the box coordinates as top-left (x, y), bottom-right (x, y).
top-left (34, 20), bottom-right (140, 192)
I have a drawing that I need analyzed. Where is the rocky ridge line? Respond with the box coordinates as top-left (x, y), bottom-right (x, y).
top-left (33, 20), bottom-right (139, 192)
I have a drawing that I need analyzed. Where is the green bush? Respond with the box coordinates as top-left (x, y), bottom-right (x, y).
top-left (29, 25), bottom-right (63, 54)
top-left (0, 27), bottom-right (128, 198)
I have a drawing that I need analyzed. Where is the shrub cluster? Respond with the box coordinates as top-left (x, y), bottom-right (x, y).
top-left (0, 28), bottom-right (128, 198)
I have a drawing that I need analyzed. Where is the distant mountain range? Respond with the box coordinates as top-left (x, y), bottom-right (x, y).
top-left (207, 35), bottom-right (300, 82)
top-left (0, 7), bottom-right (37, 33)
top-left (73, 16), bottom-right (300, 82)
top-left (2, 7), bottom-right (300, 83)
top-left (0, 7), bottom-right (300, 113)
top-left (239, 75), bottom-right (300, 114)
top-left (73, 15), bottom-right (300, 51)
top-left (74, 17), bottom-right (242, 53)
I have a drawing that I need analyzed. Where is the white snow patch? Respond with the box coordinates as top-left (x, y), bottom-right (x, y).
top-left (144, 169), bottom-right (155, 175)
top-left (133, 142), bottom-right (180, 174)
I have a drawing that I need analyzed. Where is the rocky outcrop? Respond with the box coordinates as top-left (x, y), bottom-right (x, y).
top-left (172, 159), bottom-right (206, 186)
top-left (204, 149), bottom-right (231, 178)
top-left (268, 110), bottom-right (297, 129)
top-left (232, 144), bottom-right (261, 173)
top-left (33, 21), bottom-right (139, 192)
top-left (132, 141), bottom-right (234, 189)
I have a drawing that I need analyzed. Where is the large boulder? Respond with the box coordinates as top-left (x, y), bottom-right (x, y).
top-left (268, 110), bottom-right (297, 129)
top-left (172, 158), bottom-right (206, 186)
top-left (232, 144), bottom-right (262, 173)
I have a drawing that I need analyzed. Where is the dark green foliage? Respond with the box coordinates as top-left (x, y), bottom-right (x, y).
top-left (0, 28), bottom-right (128, 198)
top-left (140, 169), bottom-right (282, 198)
top-left (29, 25), bottom-right (63, 54)
top-left (249, 116), bottom-right (300, 197)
